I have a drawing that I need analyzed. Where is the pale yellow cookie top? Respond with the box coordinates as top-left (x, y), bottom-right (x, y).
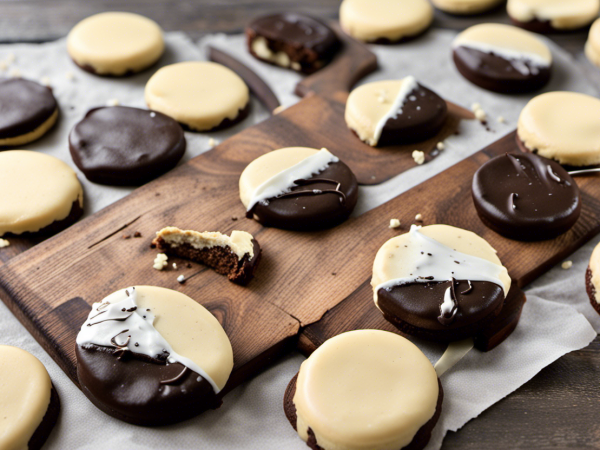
top-left (0, 345), bottom-right (52, 450)
top-left (145, 61), bottom-right (249, 131)
top-left (453, 23), bottom-right (552, 66)
top-left (585, 19), bottom-right (600, 67)
top-left (293, 330), bottom-right (439, 450)
top-left (340, 0), bottom-right (433, 42)
top-left (67, 12), bottom-right (164, 75)
top-left (590, 242), bottom-right (600, 304)
top-left (517, 92), bottom-right (600, 166)
top-left (507, 0), bottom-right (600, 29)
top-left (432, 0), bottom-right (503, 14)
top-left (0, 150), bottom-right (83, 236)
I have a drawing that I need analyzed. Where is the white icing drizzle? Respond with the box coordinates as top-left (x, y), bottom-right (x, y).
top-left (373, 76), bottom-right (419, 144)
top-left (246, 148), bottom-right (339, 211)
top-left (453, 40), bottom-right (551, 75)
top-left (375, 225), bottom-right (508, 309)
top-left (440, 286), bottom-right (456, 316)
top-left (76, 287), bottom-right (220, 393)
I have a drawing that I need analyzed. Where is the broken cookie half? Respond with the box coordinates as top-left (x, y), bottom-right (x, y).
top-left (152, 227), bottom-right (262, 285)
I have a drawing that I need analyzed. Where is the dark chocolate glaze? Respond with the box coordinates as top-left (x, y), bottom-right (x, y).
top-left (472, 152), bottom-right (581, 241)
top-left (586, 266), bottom-right (600, 316)
top-left (69, 106), bottom-right (185, 186)
top-left (0, 78), bottom-right (58, 139)
top-left (377, 279), bottom-right (505, 342)
top-left (247, 13), bottom-right (340, 74)
top-left (180, 101), bottom-right (251, 133)
top-left (248, 160), bottom-right (359, 231)
top-left (283, 374), bottom-right (444, 450)
top-left (378, 84), bottom-right (448, 146)
top-left (509, 17), bottom-right (565, 33)
top-left (28, 385), bottom-right (60, 450)
top-left (453, 46), bottom-right (551, 93)
top-left (76, 344), bottom-right (221, 426)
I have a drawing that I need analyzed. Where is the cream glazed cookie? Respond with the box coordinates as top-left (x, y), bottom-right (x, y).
top-left (585, 19), bottom-right (600, 68)
top-left (284, 330), bottom-right (442, 450)
top-left (340, 0), bottom-right (434, 43)
top-left (586, 241), bottom-right (600, 315)
top-left (0, 78), bottom-right (58, 147)
top-left (345, 76), bottom-right (448, 146)
top-left (0, 346), bottom-right (60, 450)
top-left (432, 0), bottom-right (504, 15)
top-left (0, 151), bottom-right (83, 236)
top-left (453, 24), bottom-right (552, 93)
top-left (76, 286), bottom-right (234, 426)
top-left (372, 225), bottom-right (511, 342)
top-left (67, 12), bottom-right (164, 76)
top-left (145, 62), bottom-right (250, 132)
top-left (517, 92), bottom-right (600, 166)
top-left (507, 0), bottom-right (600, 32)
top-left (239, 147), bottom-right (359, 230)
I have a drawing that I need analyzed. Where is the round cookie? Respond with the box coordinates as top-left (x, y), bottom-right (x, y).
top-left (0, 346), bottom-right (60, 450)
top-left (507, 0), bottom-right (600, 32)
top-left (472, 152), bottom-right (581, 241)
top-left (517, 92), bottom-right (600, 167)
top-left (246, 13), bottom-right (340, 74)
top-left (585, 18), bottom-right (600, 68)
top-left (340, 0), bottom-right (434, 43)
top-left (76, 286), bottom-right (234, 426)
top-left (0, 78), bottom-right (58, 147)
top-left (372, 224), bottom-right (512, 342)
top-left (432, 0), bottom-right (504, 15)
top-left (67, 12), bottom-right (164, 76)
top-left (239, 147), bottom-right (359, 231)
top-left (0, 151), bottom-right (83, 236)
top-left (345, 77), bottom-right (448, 146)
top-left (586, 241), bottom-right (600, 316)
top-left (284, 330), bottom-right (442, 450)
top-left (453, 24), bottom-right (552, 93)
top-left (69, 106), bottom-right (186, 186)
top-left (145, 61), bottom-right (250, 132)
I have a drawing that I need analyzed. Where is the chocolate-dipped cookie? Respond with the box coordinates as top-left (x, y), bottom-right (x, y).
top-left (585, 19), bottom-right (600, 68)
top-left (152, 227), bottom-right (262, 285)
top-left (0, 345), bottom-right (60, 450)
top-left (69, 106), bottom-right (186, 186)
top-left (345, 76), bottom-right (447, 146)
top-left (0, 151), bottom-right (83, 236)
top-left (284, 330), bottom-right (442, 450)
top-left (586, 241), bottom-right (600, 316)
top-left (372, 224), bottom-right (512, 342)
top-left (473, 152), bottom-right (580, 241)
top-left (145, 62), bottom-right (250, 132)
top-left (517, 92), bottom-right (600, 167)
top-left (67, 12), bottom-right (164, 76)
top-left (507, 0), bottom-right (600, 32)
top-left (453, 24), bottom-right (552, 94)
top-left (76, 286), bottom-right (234, 426)
top-left (340, 0), bottom-right (434, 43)
top-left (432, 0), bottom-right (503, 15)
top-left (246, 13), bottom-right (340, 74)
top-left (0, 78), bottom-right (58, 147)
top-left (239, 147), bottom-right (358, 231)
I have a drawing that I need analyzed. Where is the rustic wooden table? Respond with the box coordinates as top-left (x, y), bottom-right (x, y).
top-left (1, 1), bottom-right (599, 448)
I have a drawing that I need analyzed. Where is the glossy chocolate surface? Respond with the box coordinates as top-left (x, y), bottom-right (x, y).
top-left (453, 47), bottom-right (551, 93)
top-left (472, 152), bottom-right (581, 241)
top-left (69, 106), bottom-right (186, 186)
top-left (378, 84), bottom-right (448, 145)
top-left (0, 78), bottom-right (57, 139)
top-left (248, 160), bottom-right (359, 231)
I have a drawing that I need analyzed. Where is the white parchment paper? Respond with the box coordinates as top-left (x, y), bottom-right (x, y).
top-left (0, 28), bottom-right (598, 449)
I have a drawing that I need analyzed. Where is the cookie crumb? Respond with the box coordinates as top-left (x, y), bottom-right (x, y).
top-left (331, 272), bottom-right (337, 276)
top-left (497, 116), bottom-right (506, 124)
top-left (389, 218), bottom-right (401, 229)
top-left (106, 98), bottom-right (120, 107)
top-left (475, 108), bottom-right (487, 122)
top-left (153, 253), bottom-right (168, 270)
top-left (40, 76), bottom-right (51, 87)
top-left (177, 274), bottom-right (185, 283)
top-left (65, 71), bottom-right (75, 80)
top-left (186, 263), bottom-right (192, 268)
top-left (561, 260), bottom-right (573, 270)
top-left (5, 53), bottom-right (15, 64)
top-left (273, 105), bottom-right (285, 115)
top-left (149, 112), bottom-right (156, 118)
top-left (471, 102), bottom-right (481, 112)
top-left (8, 68), bottom-right (21, 78)
top-left (0, 61), bottom-right (7, 71)
top-left (415, 213), bottom-right (423, 221)
top-left (412, 150), bottom-right (425, 165)
top-left (232, 217), bottom-right (238, 221)
top-left (172, 262), bottom-right (177, 269)
top-left (436, 142), bottom-right (445, 151)
top-left (122, 234), bottom-right (131, 239)
top-left (133, 231), bottom-right (142, 238)
top-left (208, 138), bottom-right (218, 147)
top-left (0, 238), bottom-right (10, 248)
